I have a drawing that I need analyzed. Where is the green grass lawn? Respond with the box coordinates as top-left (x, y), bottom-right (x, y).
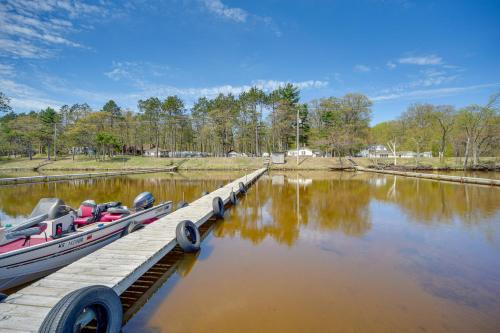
top-left (0, 155), bottom-right (173, 170)
top-left (0, 155), bottom-right (263, 170)
top-left (352, 156), bottom-right (498, 168)
top-left (0, 155), bottom-right (497, 171)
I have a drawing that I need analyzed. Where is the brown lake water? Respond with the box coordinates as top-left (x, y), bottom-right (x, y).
top-left (1, 171), bottom-right (499, 332)
top-left (123, 172), bottom-right (500, 333)
top-left (0, 171), bottom-right (244, 225)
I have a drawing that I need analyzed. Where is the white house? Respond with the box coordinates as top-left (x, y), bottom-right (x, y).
top-left (227, 150), bottom-right (243, 157)
top-left (287, 147), bottom-right (316, 157)
top-left (395, 151), bottom-right (432, 158)
top-left (420, 151), bottom-right (433, 158)
top-left (397, 151), bottom-right (417, 158)
top-left (358, 144), bottom-right (389, 158)
top-left (144, 149), bottom-right (169, 157)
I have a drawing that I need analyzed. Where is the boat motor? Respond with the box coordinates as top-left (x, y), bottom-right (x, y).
top-left (133, 192), bottom-right (155, 211)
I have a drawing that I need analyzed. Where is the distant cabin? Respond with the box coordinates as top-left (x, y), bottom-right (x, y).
top-left (271, 152), bottom-right (285, 164)
top-left (420, 151), bottom-right (433, 158)
top-left (287, 148), bottom-right (316, 157)
top-left (396, 151), bottom-right (433, 158)
top-left (227, 150), bottom-right (243, 158)
top-left (397, 151), bottom-right (417, 158)
top-left (144, 149), bottom-right (168, 157)
top-left (357, 145), bottom-right (432, 159)
top-left (170, 151), bottom-right (211, 158)
top-left (358, 144), bottom-right (389, 158)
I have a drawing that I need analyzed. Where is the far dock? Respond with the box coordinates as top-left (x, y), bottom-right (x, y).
top-left (0, 166), bottom-right (178, 185)
top-left (355, 166), bottom-right (500, 186)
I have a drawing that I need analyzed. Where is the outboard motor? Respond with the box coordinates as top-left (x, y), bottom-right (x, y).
top-left (133, 192), bottom-right (155, 211)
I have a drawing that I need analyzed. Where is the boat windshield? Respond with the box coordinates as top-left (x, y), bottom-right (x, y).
top-left (30, 198), bottom-right (66, 219)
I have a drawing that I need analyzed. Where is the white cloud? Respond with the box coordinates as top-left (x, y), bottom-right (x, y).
top-left (201, 0), bottom-right (248, 22)
top-left (104, 61), bottom-right (327, 100)
top-left (398, 54), bottom-right (443, 65)
top-left (370, 83), bottom-right (500, 101)
top-left (0, 63), bottom-right (15, 76)
top-left (200, 0), bottom-right (281, 36)
top-left (0, 78), bottom-right (63, 110)
top-left (354, 64), bottom-right (371, 72)
top-left (0, 38), bottom-right (52, 58)
top-left (4, 0), bottom-right (107, 18)
top-left (6, 71), bottom-right (328, 113)
top-left (0, 0), bottom-right (111, 59)
top-left (104, 61), bottom-right (171, 81)
top-left (374, 65), bottom-right (462, 101)
top-left (104, 67), bottom-right (130, 81)
top-left (134, 79), bottom-right (329, 99)
top-left (10, 97), bottom-right (62, 111)
top-left (386, 61), bottom-right (397, 69)
top-left (412, 68), bottom-right (458, 87)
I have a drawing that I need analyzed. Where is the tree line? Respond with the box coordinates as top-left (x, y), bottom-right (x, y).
top-left (0, 87), bottom-right (498, 166)
top-left (370, 95), bottom-right (499, 166)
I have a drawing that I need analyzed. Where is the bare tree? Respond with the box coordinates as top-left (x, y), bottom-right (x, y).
top-left (433, 105), bottom-right (455, 161)
top-left (401, 104), bottom-right (434, 165)
top-left (457, 94), bottom-right (499, 168)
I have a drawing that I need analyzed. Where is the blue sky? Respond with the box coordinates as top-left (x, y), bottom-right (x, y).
top-left (0, 0), bottom-right (499, 124)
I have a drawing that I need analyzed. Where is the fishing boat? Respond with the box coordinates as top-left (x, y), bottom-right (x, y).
top-left (0, 192), bottom-right (172, 291)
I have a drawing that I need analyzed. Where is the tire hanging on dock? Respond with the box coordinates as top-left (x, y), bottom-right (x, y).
top-left (229, 191), bottom-right (237, 205)
top-left (176, 201), bottom-right (189, 210)
top-left (176, 220), bottom-right (201, 252)
top-left (212, 196), bottom-right (224, 218)
top-left (239, 182), bottom-right (247, 194)
top-left (39, 285), bottom-right (122, 333)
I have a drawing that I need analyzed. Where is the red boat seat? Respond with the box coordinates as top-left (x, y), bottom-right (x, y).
top-left (73, 217), bottom-right (93, 227)
top-left (99, 213), bottom-right (124, 222)
top-left (74, 203), bottom-right (97, 227)
top-left (78, 205), bottom-right (94, 218)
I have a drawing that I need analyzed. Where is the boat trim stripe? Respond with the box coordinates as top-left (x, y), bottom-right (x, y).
top-left (0, 228), bottom-right (124, 269)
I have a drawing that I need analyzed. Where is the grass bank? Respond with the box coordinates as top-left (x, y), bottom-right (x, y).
top-left (355, 156), bottom-right (499, 170)
top-left (0, 155), bottom-right (498, 171)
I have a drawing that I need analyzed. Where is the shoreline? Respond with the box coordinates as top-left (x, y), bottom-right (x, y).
top-left (0, 156), bottom-right (498, 172)
top-left (3, 167), bottom-right (495, 171)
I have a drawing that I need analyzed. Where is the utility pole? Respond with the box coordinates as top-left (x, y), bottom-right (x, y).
top-left (53, 122), bottom-right (57, 161)
top-left (255, 123), bottom-right (259, 157)
top-left (296, 107), bottom-right (300, 165)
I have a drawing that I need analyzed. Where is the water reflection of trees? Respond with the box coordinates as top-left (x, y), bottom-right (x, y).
top-left (0, 174), bottom-right (235, 221)
top-left (214, 172), bottom-right (499, 246)
top-left (214, 173), bottom-right (372, 246)
top-left (4, 171), bottom-right (496, 242)
top-left (372, 175), bottom-right (499, 225)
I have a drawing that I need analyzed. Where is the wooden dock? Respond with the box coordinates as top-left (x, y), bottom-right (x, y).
top-left (355, 166), bottom-right (500, 186)
top-left (0, 168), bottom-right (266, 332)
top-left (0, 166), bottom-right (178, 186)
